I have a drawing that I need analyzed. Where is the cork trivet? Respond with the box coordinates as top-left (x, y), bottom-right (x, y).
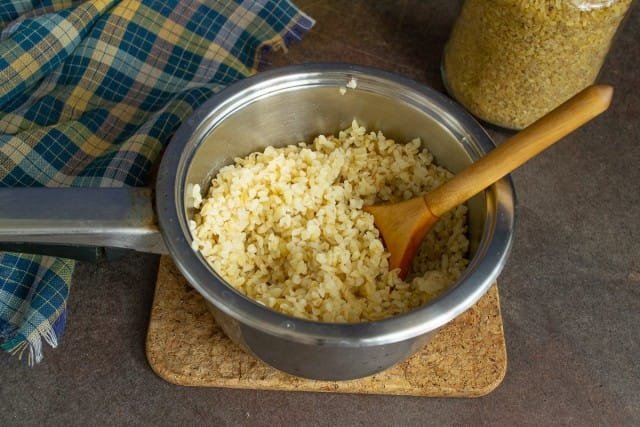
top-left (146, 256), bottom-right (507, 397)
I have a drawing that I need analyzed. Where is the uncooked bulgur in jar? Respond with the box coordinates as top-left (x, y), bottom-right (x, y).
top-left (442, 0), bottom-right (633, 129)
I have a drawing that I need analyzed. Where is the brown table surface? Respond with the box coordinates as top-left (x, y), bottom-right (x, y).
top-left (2, 1), bottom-right (639, 425)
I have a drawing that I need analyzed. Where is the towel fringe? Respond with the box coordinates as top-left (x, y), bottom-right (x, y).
top-left (256, 8), bottom-right (315, 71)
top-left (3, 308), bottom-right (64, 366)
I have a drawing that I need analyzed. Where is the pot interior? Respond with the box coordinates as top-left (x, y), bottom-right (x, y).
top-left (183, 75), bottom-right (488, 260)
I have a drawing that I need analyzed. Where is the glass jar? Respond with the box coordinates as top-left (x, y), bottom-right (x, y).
top-left (442, 0), bottom-right (633, 129)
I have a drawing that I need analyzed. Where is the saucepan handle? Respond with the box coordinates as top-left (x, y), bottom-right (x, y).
top-left (0, 187), bottom-right (168, 260)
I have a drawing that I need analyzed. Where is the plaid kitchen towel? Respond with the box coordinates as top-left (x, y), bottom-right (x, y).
top-left (0, 0), bottom-right (313, 365)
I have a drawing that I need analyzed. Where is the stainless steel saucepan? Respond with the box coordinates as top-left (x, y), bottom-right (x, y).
top-left (0, 64), bottom-right (515, 380)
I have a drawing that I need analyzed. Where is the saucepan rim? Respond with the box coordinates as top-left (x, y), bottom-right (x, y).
top-left (155, 63), bottom-right (515, 347)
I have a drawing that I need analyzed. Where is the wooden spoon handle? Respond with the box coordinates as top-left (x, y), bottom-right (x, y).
top-left (425, 85), bottom-right (614, 217)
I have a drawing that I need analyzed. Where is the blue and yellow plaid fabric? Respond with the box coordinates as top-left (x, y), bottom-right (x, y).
top-left (0, 0), bottom-right (313, 364)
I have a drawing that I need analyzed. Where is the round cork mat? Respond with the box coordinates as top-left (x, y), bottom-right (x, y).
top-left (146, 256), bottom-right (507, 397)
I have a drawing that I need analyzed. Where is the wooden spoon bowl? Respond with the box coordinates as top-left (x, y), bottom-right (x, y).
top-left (364, 85), bottom-right (614, 279)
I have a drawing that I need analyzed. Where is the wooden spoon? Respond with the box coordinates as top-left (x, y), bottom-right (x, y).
top-left (364, 85), bottom-right (614, 279)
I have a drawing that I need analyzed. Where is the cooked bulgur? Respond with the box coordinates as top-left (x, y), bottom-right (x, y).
top-left (190, 121), bottom-right (469, 322)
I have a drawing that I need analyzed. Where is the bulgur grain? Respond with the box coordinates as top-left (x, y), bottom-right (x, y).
top-left (442, 0), bottom-right (632, 129)
top-left (190, 121), bottom-right (469, 322)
